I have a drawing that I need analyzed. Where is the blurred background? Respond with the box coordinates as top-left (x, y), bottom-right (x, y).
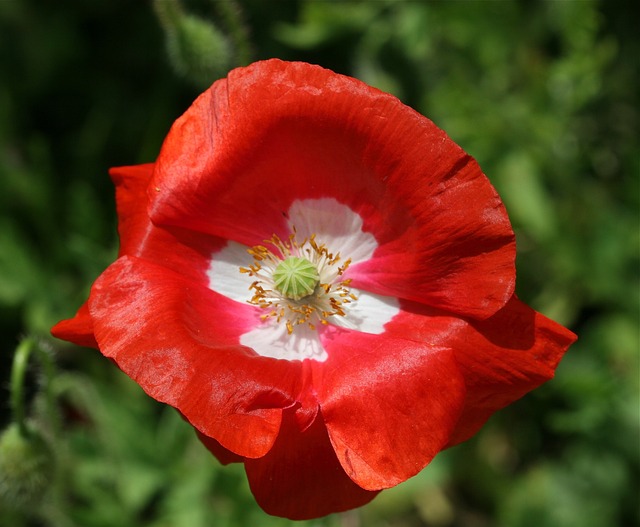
top-left (0, 0), bottom-right (637, 526)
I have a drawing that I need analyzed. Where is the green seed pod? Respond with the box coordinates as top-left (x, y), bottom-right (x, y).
top-left (273, 257), bottom-right (320, 300)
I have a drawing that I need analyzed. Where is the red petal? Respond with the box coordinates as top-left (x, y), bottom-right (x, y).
top-left (109, 163), bottom-right (155, 257)
top-left (51, 164), bottom-right (155, 346)
top-left (51, 162), bottom-right (223, 349)
top-left (88, 255), bottom-right (317, 459)
top-left (383, 296), bottom-right (576, 446)
top-left (112, 162), bottom-right (229, 285)
top-left (148, 59), bottom-right (515, 318)
top-left (244, 409), bottom-right (378, 520)
top-left (313, 330), bottom-right (466, 490)
top-left (448, 297), bottom-right (576, 445)
top-left (51, 302), bottom-right (98, 348)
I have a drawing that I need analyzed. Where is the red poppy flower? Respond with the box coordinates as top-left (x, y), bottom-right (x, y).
top-left (52, 59), bottom-right (576, 520)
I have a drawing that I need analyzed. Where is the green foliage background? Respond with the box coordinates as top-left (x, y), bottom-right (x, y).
top-left (0, 1), bottom-right (637, 526)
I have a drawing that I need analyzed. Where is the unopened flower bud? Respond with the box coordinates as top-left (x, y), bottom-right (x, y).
top-left (0, 424), bottom-right (54, 510)
top-left (167, 14), bottom-right (231, 87)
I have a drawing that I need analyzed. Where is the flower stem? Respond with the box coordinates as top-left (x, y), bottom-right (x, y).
top-left (10, 337), bottom-right (59, 437)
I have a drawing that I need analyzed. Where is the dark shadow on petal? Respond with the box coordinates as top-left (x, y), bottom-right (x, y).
top-left (395, 296), bottom-right (536, 350)
top-left (465, 295), bottom-right (536, 350)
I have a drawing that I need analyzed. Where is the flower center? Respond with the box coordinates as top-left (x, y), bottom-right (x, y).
top-left (272, 257), bottom-right (320, 300)
top-left (239, 231), bottom-right (356, 334)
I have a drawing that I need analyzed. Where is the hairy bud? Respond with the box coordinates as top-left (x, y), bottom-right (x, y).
top-left (0, 424), bottom-right (54, 510)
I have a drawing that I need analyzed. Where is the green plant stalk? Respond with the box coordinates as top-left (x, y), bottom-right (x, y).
top-left (10, 337), bottom-right (59, 437)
